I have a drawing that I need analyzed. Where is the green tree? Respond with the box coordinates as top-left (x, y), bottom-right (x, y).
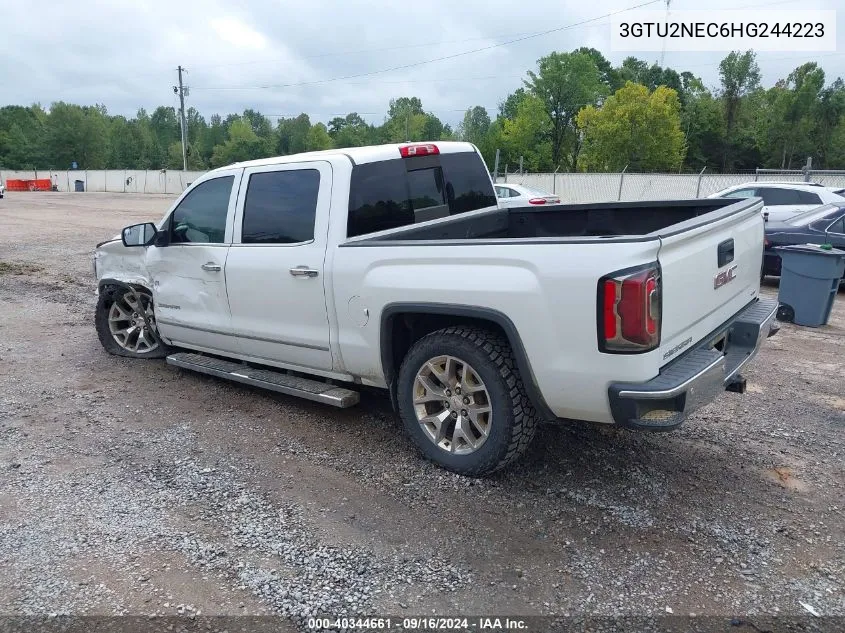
top-left (330, 113), bottom-right (376, 148)
top-left (42, 102), bottom-right (110, 168)
top-left (0, 105), bottom-right (46, 168)
top-left (458, 106), bottom-right (491, 146)
top-left (498, 88), bottom-right (528, 121)
top-left (305, 122), bottom-right (333, 151)
top-left (525, 51), bottom-right (606, 170)
top-left (680, 88), bottom-right (724, 170)
top-left (210, 118), bottom-right (272, 167)
top-left (718, 50), bottom-right (761, 169)
top-left (574, 47), bottom-right (620, 90)
top-left (813, 78), bottom-right (845, 168)
top-left (500, 94), bottom-right (552, 172)
top-left (577, 82), bottom-right (686, 172)
top-left (276, 114), bottom-right (311, 155)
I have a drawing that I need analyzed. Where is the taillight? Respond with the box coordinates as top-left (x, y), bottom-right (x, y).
top-left (528, 198), bottom-right (547, 205)
top-left (598, 264), bottom-right (661, 353)
top-left (400, 144), bottom-right (439, 157)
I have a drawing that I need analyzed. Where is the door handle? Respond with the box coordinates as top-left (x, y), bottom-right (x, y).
top-left (201, 262), bottom-right (222, 272)
top-left (289, 266), bottom-right (319, 278)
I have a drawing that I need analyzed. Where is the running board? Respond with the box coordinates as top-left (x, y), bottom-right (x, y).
top-left (166, 352), bottom-right (360, 408)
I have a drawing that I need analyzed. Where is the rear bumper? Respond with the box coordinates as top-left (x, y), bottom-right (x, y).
top-left (607, 298), bottom-right (779, 431)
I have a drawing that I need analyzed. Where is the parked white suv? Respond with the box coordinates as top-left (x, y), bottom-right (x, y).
top-left (93, 142), bottom-right (778, 475)
top-left (0, 181), bottom-right (5, 198)
top-left (709, 182), bottom-right (845, 223)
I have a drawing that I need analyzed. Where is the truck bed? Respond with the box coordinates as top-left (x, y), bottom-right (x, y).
top-left (353, 199), bottom-right (740, 243)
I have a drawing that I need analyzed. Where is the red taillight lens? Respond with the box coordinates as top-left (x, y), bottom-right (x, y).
top-left (603, 280), bottom-right (619, 340)
top-left (598, 265), bottom-right (661, 353)
top-left (400, 144), bottom-right (439, 158)
top-left (528, 198), bottom-right (547, 205)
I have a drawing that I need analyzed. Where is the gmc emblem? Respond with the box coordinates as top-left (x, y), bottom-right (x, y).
top-left (714, 265), bottom-right (738, 289)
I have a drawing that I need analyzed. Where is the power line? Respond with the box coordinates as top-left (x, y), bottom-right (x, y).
top-left (184, 0), bottom-right (806, 75)
top-left (191, 0), bottom-right (663, 92)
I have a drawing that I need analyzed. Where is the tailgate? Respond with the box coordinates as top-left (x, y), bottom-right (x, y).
top-left (656, 199), bottom-right (764, 367)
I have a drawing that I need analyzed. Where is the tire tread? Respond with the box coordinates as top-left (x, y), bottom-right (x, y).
top-left (398, 326), bottom-right (539, 476)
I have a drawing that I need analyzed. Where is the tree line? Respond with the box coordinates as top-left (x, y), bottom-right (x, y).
top-left (1, 49), bottom-right (843, 174)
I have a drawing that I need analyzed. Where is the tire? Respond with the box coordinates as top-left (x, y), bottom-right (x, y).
top-left (396, 326), bottom-right (539, 476)
top-left (95, 284), bottom-right (169, 358)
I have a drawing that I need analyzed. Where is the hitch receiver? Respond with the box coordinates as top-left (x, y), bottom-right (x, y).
top-left (725, 375), bottom-right (747, 394)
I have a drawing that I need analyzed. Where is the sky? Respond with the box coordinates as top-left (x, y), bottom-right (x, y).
top-left (0, 0), bottom-right (842, 128)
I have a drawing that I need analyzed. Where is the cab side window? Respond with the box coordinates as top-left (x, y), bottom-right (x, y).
top-left (171, 176), bottom-right (234, 244)
top-left (241, 169), bottom-right (320, 244)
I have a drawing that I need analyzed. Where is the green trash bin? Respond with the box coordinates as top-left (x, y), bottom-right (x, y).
top-left (775, 244), bottom-right (845, 327)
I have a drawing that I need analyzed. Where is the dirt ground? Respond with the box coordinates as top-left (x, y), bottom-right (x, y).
top-left (1, 192), bottom-right (843, 629)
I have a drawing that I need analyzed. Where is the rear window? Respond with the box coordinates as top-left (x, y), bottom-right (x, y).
top-left (758, 188), bottom-right (802, 205)
top-left (795, 190), bottom-right (822, 204)
top-left (347, 151), bottom-right (496, 237)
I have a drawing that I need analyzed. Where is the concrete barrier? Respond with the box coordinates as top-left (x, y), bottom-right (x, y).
top-left (0, 169), bottom-right (206, 194)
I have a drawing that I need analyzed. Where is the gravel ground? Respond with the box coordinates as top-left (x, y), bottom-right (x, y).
top-left (0, 192), bottom-right (843, 630)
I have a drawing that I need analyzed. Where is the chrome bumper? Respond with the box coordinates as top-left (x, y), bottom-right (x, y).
top-left (607, 298), bottom-right (779, 431)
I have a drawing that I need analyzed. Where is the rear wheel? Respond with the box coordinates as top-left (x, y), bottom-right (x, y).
top-left (396, 326), bottom-right (538, 476)
top-left (95, 285), bottom-right (169, 358)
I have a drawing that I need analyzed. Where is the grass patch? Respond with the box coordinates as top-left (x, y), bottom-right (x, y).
top-left (0, 261), bottom-right (44, 275)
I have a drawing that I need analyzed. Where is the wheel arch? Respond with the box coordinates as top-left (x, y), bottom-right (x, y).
top-left (379, 303), bottom-right (554, 420)
top-left (98, 277), bottom-right (153, 294)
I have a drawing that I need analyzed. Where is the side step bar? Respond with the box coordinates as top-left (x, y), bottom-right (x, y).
top-left (166, 352), bottom-right (360, 408)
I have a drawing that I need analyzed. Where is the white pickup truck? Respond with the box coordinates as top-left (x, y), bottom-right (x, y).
top-left (94, 141), bottom-right (778, 475)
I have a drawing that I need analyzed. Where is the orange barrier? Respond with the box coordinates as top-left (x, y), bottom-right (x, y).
top-left (6, 179), bottom-right (52, 192)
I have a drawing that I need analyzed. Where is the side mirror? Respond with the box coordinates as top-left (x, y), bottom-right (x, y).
top-left (121, 222), bottom-right (159, 247)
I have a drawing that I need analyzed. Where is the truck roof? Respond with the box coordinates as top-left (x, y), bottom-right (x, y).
top-left (208, 141), bottom-right (479, 173)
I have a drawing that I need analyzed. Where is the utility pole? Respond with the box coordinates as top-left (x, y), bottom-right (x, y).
top-left (175, 66), bottom-right (188, 171)
top-left (658, 0), bottom-right (671, 68)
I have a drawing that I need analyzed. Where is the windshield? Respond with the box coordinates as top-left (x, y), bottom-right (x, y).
top-left (784, 204), bottom-right (840, 226)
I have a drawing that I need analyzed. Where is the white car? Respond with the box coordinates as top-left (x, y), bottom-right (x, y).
top-left (93, 141), bottom-right (777, 475)
top-left (709, 182), bottom-right (845, 223)
top-left (0, 181), bottom-right (5, 198)
top-left (494, 183), bottom-right (560, 207)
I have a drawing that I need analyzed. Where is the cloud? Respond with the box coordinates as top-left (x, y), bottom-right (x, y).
top-left (210, 17), bottom-right (268, 50)
top-left (0, 0), bottom-right (842, 127)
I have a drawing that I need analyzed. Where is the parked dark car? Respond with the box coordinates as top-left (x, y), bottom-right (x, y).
top-left (763, 204), bottom-right (845, 277)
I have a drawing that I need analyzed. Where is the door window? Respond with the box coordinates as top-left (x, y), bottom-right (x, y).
top-left (170, 176), bottom-right (234, 244)
top-left (241, 170), bottom-right (320, 244)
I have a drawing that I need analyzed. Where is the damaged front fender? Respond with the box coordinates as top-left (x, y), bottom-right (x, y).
top-left (94, 238), bottom-right (153, 293)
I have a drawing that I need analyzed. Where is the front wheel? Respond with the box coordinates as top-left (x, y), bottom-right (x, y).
top-left (95, 285), bottom-right (169, 358)
top-left (396, 326), bottom-right (539, 476)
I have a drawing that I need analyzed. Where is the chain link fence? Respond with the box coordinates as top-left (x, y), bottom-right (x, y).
top-left (498, 169), bottom-right (845, 203)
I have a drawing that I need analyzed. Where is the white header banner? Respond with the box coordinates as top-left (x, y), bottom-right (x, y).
top-left (611, 10), bottom-right (837, 52)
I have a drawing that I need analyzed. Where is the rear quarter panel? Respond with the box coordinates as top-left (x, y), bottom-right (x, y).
top-left (331, 238), bottom-right (664, 423)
